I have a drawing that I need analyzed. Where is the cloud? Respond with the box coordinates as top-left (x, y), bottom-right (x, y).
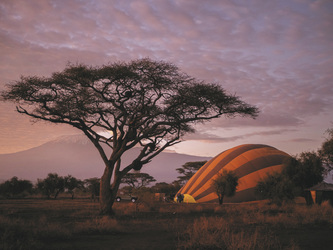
top-left (0, 102), bottom-right (77, 154)
top-left (183, 128), bottom-right (296, 143)
top-left (0, 0), bottom-right (332, 154)
top-left (290, 138), bottom-right (317, 143)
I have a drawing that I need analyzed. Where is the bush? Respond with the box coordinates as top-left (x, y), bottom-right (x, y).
top-left (0, 177), bottom-right (33, 198)
top-left (256, 172), bottom-right (295, 205)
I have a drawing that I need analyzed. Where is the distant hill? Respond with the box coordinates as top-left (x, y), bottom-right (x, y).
top-left (0, 135), bottom-right (211, 183)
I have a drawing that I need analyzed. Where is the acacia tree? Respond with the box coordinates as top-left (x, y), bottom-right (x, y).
top-left (176, 161), bottom-right (207, 186)
top-left (121, 172), bottom-right (156, 189)
top-left (1, 58), bottom-right (258, 214)
top-left (64, 175), bottom-right (83, 199)
top-left (37, 173), bottom-right (65, 199)
top-left (211, 170), bottom-right (239, 205)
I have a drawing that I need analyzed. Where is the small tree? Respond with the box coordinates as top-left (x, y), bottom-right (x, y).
top-left (176, 161), bottom-right (207, 186)
top-left (256, 172), bottom-right (295, 205)
top-left (152, 181), bottom-right (181, 201)
top-left (64, 175), bottom-right (83, 199)
top-left (211, 170), bottom-right (239, 205)
top-left (37, 173), bottom-right (65, 199)
top-left (152, 182), bottom-right (180, 194)
top-left (1, 58), bottom-right (258, 214)
top-left (84, 178), bottom-right (100, 201)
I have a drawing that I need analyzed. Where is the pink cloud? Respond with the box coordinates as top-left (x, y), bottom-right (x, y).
top-left (0, 0), bottom-right (332, 155)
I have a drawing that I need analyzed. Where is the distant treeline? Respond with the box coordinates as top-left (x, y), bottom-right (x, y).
top-left (0, 173), bottom-right (181, 200)
top-left (0, 174), bottom-right (100, 199)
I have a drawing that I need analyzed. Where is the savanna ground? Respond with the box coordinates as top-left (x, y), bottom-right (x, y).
top-left (1, 196), bottom-right (333, 250)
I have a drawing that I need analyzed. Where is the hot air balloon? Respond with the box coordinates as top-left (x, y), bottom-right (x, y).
top-left (176, 144), bottom-right (291, 203)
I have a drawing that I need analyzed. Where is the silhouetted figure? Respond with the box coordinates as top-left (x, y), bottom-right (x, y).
top-left (177, 193), bottom-right (184, 203)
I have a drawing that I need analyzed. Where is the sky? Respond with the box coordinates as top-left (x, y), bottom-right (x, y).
top-left (0, 0), bottom-right (332, 158)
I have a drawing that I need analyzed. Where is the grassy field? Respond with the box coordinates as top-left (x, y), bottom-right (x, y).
top-left (0, 198), bottom-right (332, 250)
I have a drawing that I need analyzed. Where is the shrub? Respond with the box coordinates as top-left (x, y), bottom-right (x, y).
top-left (136, 191), bottom-right (158, 212)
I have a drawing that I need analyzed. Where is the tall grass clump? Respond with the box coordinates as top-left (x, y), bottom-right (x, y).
top-left (293, 201), bottom-right (333, 226)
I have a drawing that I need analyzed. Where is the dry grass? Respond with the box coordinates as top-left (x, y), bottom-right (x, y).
top-left (177, 217), bottom-right (284, 250)
top-left (0, 199), bottom-right (332, 249)
top-left (176, 201), bottom-right (333, 249)
top-left (74, 216), bottom-right (122, 234)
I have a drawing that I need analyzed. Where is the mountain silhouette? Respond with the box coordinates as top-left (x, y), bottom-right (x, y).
top-left (0, 135), bottom-right (211, 183)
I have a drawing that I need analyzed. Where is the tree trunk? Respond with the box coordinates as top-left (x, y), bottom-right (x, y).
top-left (54, 190), bottom-right (60, 199)
top-left (219, 194), bottom-right (224, 205)
top-left (100, 166), bottom-right (114, 215)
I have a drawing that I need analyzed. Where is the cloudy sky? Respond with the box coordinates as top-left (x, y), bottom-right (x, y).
top-left (0, 0), bottom-right (332, 157)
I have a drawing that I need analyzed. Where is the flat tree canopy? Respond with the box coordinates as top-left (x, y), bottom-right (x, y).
top-left (121, 172), bottom-right (156, 189)
top-left (176, 161), bottom-right (207, 186)
top-left (1, 58), bottom-right (258, 214)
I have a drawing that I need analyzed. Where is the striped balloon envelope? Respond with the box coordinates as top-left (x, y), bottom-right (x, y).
top-left (177, 144), bottom-right (291, 203)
